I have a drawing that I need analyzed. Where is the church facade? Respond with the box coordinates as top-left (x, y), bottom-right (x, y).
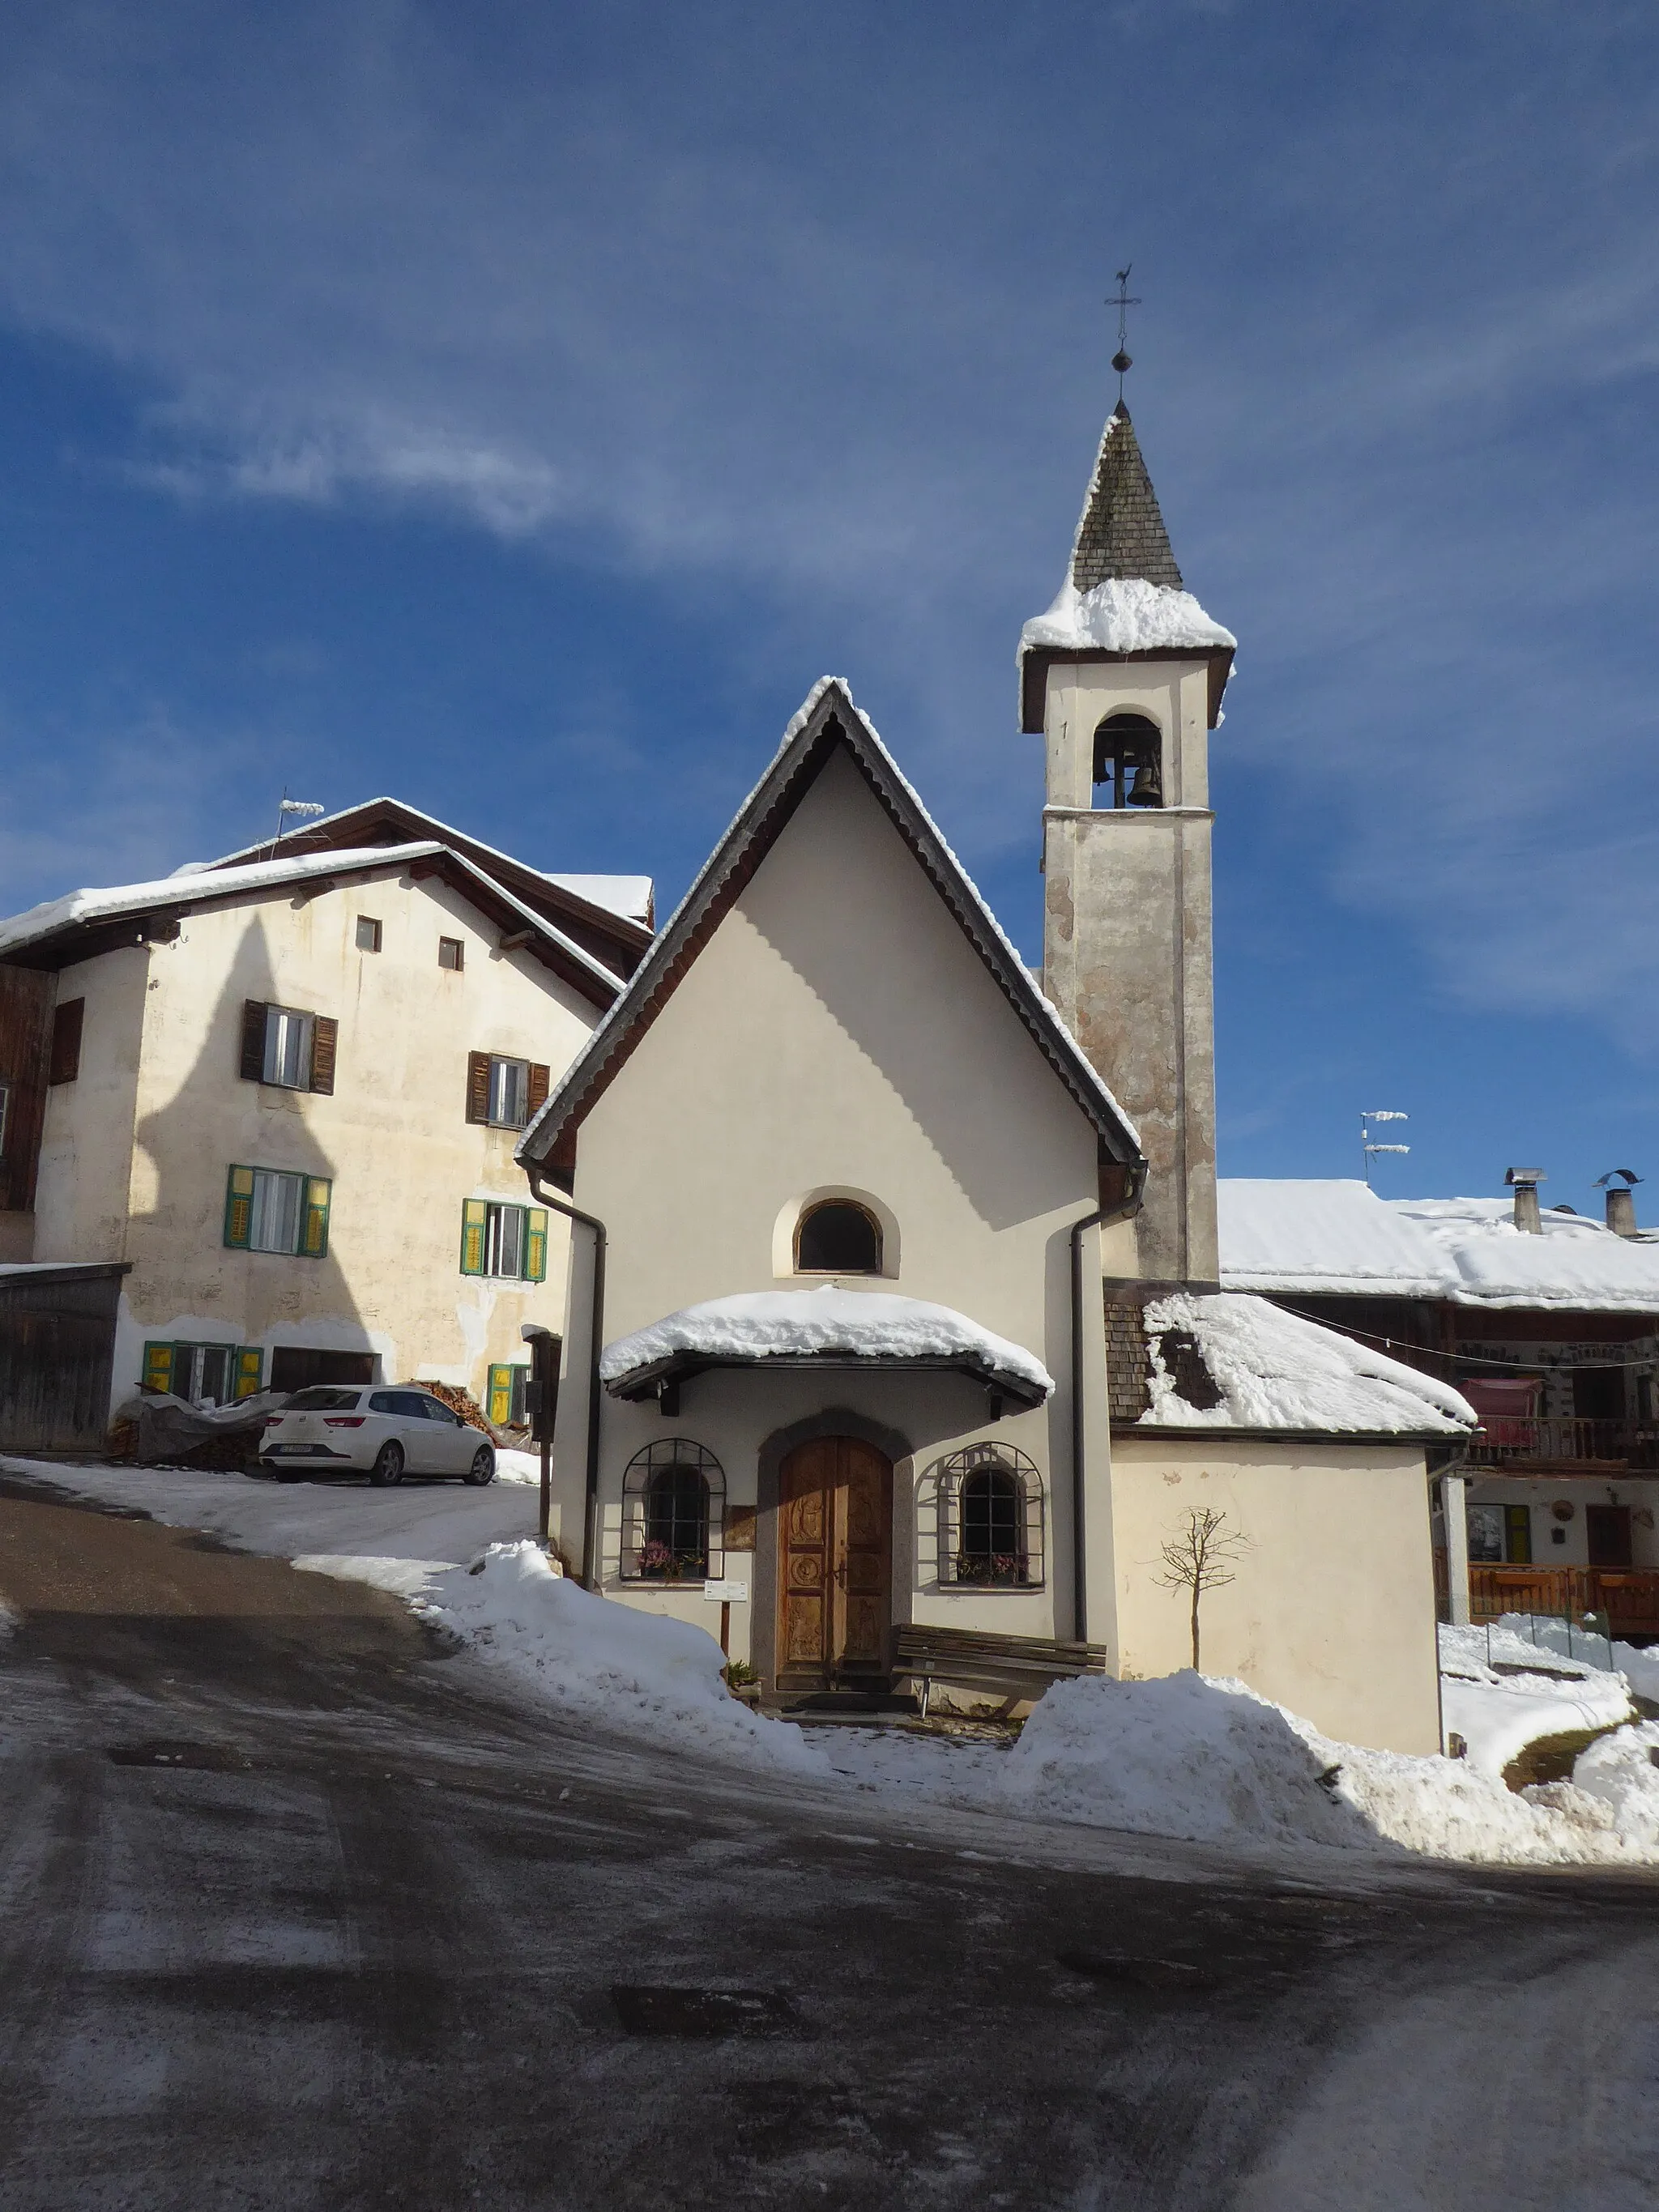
top-left (520, 402), bottom-right (1473, 1754)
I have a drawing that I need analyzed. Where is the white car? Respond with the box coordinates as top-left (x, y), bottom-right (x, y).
top-left (258, 1386), bottom-right (496, 1487)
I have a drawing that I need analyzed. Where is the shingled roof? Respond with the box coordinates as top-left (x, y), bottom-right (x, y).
top-left (1069, 403), bottom-right (1183, 593)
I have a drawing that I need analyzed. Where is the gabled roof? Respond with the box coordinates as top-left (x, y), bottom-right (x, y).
top-left (1017, 403), bottom-right (1235, 733)
top-left (1070, 403), bottom-right (1183, 594)
top-left (518, 677), bottom-right (1145, 1191)
top-left (0, 840), bottom-right (626, 1008)
top-left (203, 797), bottom-right (653, 972)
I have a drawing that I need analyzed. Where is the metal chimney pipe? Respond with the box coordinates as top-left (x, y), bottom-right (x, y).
top-left (1597, 1170), bottom-right (1643, 1237)
top-left (1505, 1168), bottom-right (1545, 1234)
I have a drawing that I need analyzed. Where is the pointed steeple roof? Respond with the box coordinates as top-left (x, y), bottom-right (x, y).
top-left (1068, 402), bottom-right (1183, 593)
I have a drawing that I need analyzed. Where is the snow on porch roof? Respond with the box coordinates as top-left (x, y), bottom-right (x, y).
top-left (600, 1287), bottom-right (1055, 1410)
top-left (1130, 1290), bottom-right (1477, 1439)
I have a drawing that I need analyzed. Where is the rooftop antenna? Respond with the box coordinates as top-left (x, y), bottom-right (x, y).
top-left (1362, 1110), bottom-right (1410, 1187)
top-left (1107, 265), bottom-right (1141, 403)
top-left (267, 789), bottom-right (326, 863)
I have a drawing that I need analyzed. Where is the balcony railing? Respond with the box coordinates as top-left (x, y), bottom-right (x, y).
top-left (1466, 1417), bottom-right (1659, 1468)
top-left (1465, 1564), bottom-right (1659, 1639)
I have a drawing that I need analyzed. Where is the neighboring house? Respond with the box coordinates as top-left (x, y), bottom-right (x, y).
top-left (1219, 1176), bottom-right (1659, 1637)
top-left (517, 394), bottom-right (1476, 1754)
top-left (0, 803), bottom-right (650, 1438)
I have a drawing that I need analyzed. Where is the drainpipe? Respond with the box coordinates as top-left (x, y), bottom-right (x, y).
top-left (1070, 1167), bottom-right (1142, 1645)
top-left (1440, 1466), bottom-right (1471, 1629)
top-left (526, 1168), bottom-right (607, 1590)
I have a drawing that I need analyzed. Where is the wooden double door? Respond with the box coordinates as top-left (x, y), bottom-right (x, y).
top-left (777, 1437), bottom-right (893, 1690)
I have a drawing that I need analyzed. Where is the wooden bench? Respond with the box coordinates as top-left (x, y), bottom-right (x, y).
top-left (891, 1623), bottom-right (1112, 1718)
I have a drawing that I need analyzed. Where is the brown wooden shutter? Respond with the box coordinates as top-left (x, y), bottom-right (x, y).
top-left (527, 1063), bottom-right (550, 1117)
top-left (466, 1051), bottom-right (491, 1123)
top-left (309, 1016), bottom-right (338, 1094)
top-left (240, 1001), bottom-right (268, 1083)
top-left (48, 997), bottom-right (84, 1085)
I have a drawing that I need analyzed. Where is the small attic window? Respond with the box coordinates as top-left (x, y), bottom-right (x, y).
top-left (1093, 714), bottom-right (1163, 810)
top-left (438, 936), bottom-right (464, 971)
top-left (795, 1200), bottom-right (881, 1275)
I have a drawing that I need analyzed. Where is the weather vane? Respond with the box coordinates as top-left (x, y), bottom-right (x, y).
top-left (1107, 265), bottom-right (1141, 399)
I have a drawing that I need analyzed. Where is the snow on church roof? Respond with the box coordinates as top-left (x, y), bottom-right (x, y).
top-left (1218, 1179), bottom-right (1659, 1314)
top-left (1133, 1289), bottom-right (1476, 1438)
top-left (601, 1287), bottom-right (1054, 1401)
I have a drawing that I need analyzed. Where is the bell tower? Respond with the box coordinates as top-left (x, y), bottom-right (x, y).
top-left (1019, 399), bottom-right (1235, 1285)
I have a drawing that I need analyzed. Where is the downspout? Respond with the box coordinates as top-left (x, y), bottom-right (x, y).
top-left (526, 1168), bottom-right (608, 1591)
top-left (1070, 1166), bottom-right (1143, 1644)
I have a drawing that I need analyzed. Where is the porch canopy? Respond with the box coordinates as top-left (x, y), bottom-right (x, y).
top-left (600, 1287), bottom-right (1054, 1416)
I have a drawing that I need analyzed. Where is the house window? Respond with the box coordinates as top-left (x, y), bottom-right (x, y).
top-left (795, 1199), bottom-right (882, 1274)
top-left (142, 1340), bottom-right (264, 1404)
top-left (224, 1165), bottom-right (332, 1256)
top-left (438, 936), bottom-right (465, 971)
top-left (458, 1199), bottom-right (548, 1281)
top-left (466, 1051), bottom-right (549, 1129)
top-left (487, 1363), bottom-right (531, 1427)
top-left (49, 998), bottom-right (83, 1085)
top-left (939, 1444), bottom-right (1045, 1588)
top-left (621, 1440), bottom-right (725, 1582)
top-left (240, 1001), bottom-right (337, 1093)
top-left (1465, 1502), bottom-right (1533, 1565)
top-left (356, 917), bottom-right (382, 953)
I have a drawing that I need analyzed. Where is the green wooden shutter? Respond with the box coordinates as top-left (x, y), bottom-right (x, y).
top-left (224, 1165), bottom-right (255, 1248)
top-left (486, 1364), bottom-right (513, 1426)
top-left (525, 1207), bottom-right (548, 1282)
top-left (301, 1177), bottom-right (331, 1257)
top-left (142, 1341), bottom-right (174, 1393)
top-left (460, 1198), bottom-right (488, 1276)
top-left (235, 1347), bottom-right (265, 1400)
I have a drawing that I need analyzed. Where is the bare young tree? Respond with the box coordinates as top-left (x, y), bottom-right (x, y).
top-left (1155, 1507), bottom-right (1252, 1671)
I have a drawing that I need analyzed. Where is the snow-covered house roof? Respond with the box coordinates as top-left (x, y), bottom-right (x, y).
top-left (601, 1288), bottom-right (1053, 1411)
top-left (200, 796), bottom-right (654, 965)
top-left (1218, 1178), bottom-right (1659, 1315)
top-left (518, 676), bottom-right (1145, 1191)
top-left (1017, 403), bottom-right (1235, 732)
top-left (1111, 1289), bottom-right (1476, 1439)
top-left (0, 839), bottom-right (627, 1009)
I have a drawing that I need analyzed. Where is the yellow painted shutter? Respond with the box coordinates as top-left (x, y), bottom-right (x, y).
top-left (142, 1341), bottom-right (174, 1392)
top-left (459, 1198), bottom-right (488, 1276)
top-left (487, 1364), bottom-right (512, 1425)
top-left (526, 1207), bottom-right (548, 1283)
top-left (224, 1166), bottom-right (255, 1248)
top-left (235, 1347), bottom-right (265, 1399)
top-left (302, 1178), bottom-right (331, 1257)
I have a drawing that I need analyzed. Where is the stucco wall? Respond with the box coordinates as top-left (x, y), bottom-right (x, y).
top-left (1463, 1475), bottom-right (1659, 1569)
top-left (1108, 1434), bottom-right (1441, 1754)
top-left (32, 871), bottom-right (596, 1407)
top-left (34, 948), bottom-right (150, 1263)
top-left (553, 744), bottom-right (1112, 1649)
top-left (1039, 658), bottom-right (1218, 1285)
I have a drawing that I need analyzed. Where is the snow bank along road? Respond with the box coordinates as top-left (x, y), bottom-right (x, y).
top-left (2, 1475), bottom-right (1657, 2211)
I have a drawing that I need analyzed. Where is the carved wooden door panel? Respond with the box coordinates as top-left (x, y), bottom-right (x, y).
top-left (777, 1438), bottom-right (892, 1688)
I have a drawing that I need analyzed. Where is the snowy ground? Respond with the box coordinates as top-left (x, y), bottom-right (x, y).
top-left (10, 1454), bottom-right (1659, 1873)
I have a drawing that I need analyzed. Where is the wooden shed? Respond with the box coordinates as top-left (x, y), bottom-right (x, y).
top-left (0, 1262), bottom-right (130, 1457)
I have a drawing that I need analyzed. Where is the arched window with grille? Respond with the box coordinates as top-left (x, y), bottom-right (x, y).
top-left (938, 1444), bottom-right (1044, 1588)
top-left (621, 1440), bottom-right (725, 1583)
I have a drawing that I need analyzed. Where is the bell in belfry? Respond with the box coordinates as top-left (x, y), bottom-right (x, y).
top-left (1125, 756), bottom-right (1163, 808)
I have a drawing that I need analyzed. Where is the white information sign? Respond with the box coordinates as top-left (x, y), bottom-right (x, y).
top-left (702, 1578), bottom-right (749, 1603)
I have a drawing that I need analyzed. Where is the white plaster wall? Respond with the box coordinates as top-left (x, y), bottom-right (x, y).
top-left (33, 948), bottom-right (150, 1262)
top-left (34, 871), bottom-right (599, 1409)
top-left (1464, 1476), bottom-right (1659, 1570)
top-left (1108, 1434), bottom-right (1441, 1754)
top-left (552, 746), bottom-right (1112, 1643)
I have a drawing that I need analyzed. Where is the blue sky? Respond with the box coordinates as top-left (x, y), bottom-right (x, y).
top-left (2, 1), bottom-right (1657, 1208)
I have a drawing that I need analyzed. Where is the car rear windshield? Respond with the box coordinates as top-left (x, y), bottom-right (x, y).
top-left (284, 1387), bottom-right (365, 1411)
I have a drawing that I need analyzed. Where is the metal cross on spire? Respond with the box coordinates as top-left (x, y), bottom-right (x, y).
top-left (1107, 265), bottom-right (1141, 399)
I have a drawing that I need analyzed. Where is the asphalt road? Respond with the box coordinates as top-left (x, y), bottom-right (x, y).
top-left (1, 1473), bottom-right (1657, 2212)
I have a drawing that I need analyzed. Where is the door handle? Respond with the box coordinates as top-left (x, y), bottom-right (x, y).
top-left (832, 1559), bottom-right (847, 1588)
